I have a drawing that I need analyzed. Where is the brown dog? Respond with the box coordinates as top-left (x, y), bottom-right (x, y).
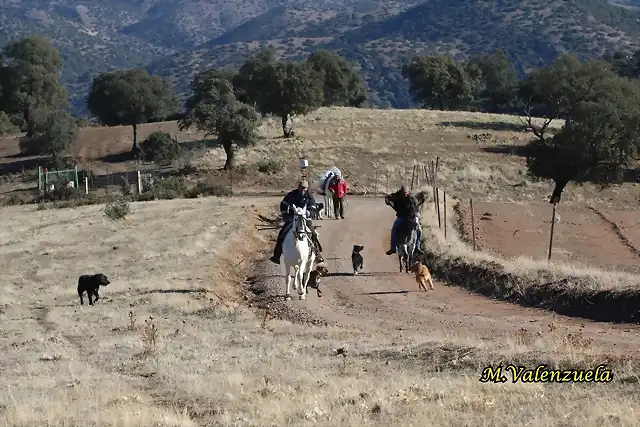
top-left (307, 264), bottom-right (329, 297)
top-left (410, 261), bottom-right (434, 292)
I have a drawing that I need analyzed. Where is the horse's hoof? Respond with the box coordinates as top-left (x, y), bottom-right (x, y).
top-left (299, 294), bottom-right (306, 300)
top-left (285, 295), bottom-right (292, 301)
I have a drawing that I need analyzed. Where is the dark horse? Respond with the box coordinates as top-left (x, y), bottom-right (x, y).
top-left (395, 191), bottom-right (428, 273)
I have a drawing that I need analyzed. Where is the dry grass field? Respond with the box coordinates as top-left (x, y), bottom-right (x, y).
top-left (1, 107), bottom-right (640, 425)
top-left (2, 106), bottom-right (639, 205)
top-left (1, 197), bottom-right (640, 427)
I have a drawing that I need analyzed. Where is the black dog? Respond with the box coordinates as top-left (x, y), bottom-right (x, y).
top-left (310, 202), bottom-right (325, 220)
top-left (351, 245), bottom-right (364, 275)
top-left (77, 273), bottom-right (110, 305)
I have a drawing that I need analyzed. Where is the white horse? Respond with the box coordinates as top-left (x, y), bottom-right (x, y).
top-left (317, 167), bottom-right (342, 219)
top-left (282, 205), bottom-right (316, 300)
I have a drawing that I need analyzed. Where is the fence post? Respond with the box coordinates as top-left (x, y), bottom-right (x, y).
top-left (38, 166), bottom-right (42, 191)
top-left (436, 187), bottom-right (441, 228)
top-left (74, 166), bottom-right (79, 188)
top-left (548, 203), bottom-right (557, 261)
top-left (470, 198), bottom-right (476, 250)
top-left (423, 164), bottom-right (430, 186)
top-left (410, 164), bottom-right (416, 190)
top-left (374, 170), bottom-right (378, 195)
top-left (137, 170), bottom-right (142, 194)
top-left (84, 176), bottom-right (89, 195)
top-left (443, 191), bottom-right (447, 239)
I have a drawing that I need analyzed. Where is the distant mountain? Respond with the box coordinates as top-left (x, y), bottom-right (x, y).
top-left (149, 0), bottom-right (640, 109)
top-left (2, 0), bottom-right (640, 115)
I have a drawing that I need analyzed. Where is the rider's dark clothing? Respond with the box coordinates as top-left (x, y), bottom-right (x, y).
top-left (270, 189), bottom-right (324, 264)
top-left (385, 189), bottom-right (423, 255)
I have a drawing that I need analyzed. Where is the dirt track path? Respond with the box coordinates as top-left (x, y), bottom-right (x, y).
top-left (265, 197), bottom-right (640, 354)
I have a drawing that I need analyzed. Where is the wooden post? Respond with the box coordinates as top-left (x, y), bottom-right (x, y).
top-left (423, 164), bottom-right (430, 186)
top-left (410, 164), bottom-right (416, 190)
top-left (548, 203), bottom-right (557, 262)
top-left (470, 198), bottom-right (476, 250)
top-left (443, 191), bottom-right (447, 239)
top-left (374, 170), bottom-right (378, 195)
top-left (435, 156), bottom-right (440, 179)
top-left (436, 187), bottom-right (441, 228)
top-left (137, 170), bottom-right (142, 194)
top-left (84, 176), bottom-right (89, 195)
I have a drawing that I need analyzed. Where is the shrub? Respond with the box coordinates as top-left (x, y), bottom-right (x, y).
top-left (146, 175), bottom-right (188, 199)
top-left (104, 199), bottom-right (130, 220)
top-left (186, 181), bottom-right (233, 198)
top-left (140, 131), bottom-right (183, 165)
top-left (39, 186), bottom-right (83, 202)
top-left (256, 159), bottom-right (285, 174)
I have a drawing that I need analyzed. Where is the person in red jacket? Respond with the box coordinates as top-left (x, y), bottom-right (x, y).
top-left (329, 176), bottom-right (348, 219)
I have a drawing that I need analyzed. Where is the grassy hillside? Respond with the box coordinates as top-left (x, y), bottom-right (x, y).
top-left (3, 0), bottom-right (640, 114)
top-left (149, 0), bottom-right (640, 110)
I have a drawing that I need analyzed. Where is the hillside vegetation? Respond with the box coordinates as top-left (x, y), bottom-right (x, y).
top-left (3, 0), bottom-right (640, 114)
top-left (150, 0), bottom-right (640, 108)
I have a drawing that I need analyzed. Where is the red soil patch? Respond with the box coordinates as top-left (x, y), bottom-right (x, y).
top-left (456, 200), bottom-right (640, 272)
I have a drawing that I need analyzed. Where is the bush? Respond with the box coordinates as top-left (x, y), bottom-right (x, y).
top-left (145, 175), bottom-right (188, 199)
top-left (39, 186), bottom-right (83, 202)
top-left (256, 159), bottom-right (285, 174)
top-left (104, 199), bottom-right (131, 220)
top-left (140, 131), bottom-right (183, 165)
top-left (186, 181), bottom-right (233, 198)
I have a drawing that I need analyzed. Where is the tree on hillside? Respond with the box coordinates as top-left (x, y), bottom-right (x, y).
top-left (306, 50), bottom-right (367, 107)
top-left (0, 111), bottom-right (18, 136)
top-left (266, 61), bottom-right (324, 137)
top-left (521, 56), bottom-right (640, 204)
top-left (179, 71), bottom-right (260, 169)
top-left (27, 109), bottom-right (79, 166)
top-left (232, 49), bottom-right (279, 110)
top-left (0, 36), bottom-right (68, 136)
top-left (234, 51), bottom-right (324, 137)
top-left (87, 69), bottom-right (178, 153)
top-left (518, 54), bottom-right (617, 141)
top-left (469, 50), bottom-right (519, 113)
top-left (402, 54), bottom-right (479, 110)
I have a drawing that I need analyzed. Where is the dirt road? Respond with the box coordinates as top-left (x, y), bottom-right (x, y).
top-left (259, 196), bottom-right (640, 354)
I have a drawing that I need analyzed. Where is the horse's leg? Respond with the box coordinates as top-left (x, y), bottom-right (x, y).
top-left (301, 252), bottom-right (315, 299)
top-left (285, 263), bottom-right (292, 301)
top-left (296, 264), bottom-right (307, 299)
top-left (398, 249), bottom-right (403, 273)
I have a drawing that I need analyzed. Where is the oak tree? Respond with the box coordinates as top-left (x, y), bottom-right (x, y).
top-left (180, 70), bottom-right (260, 169)
top-left (87, 69), bottom-right (178, 153)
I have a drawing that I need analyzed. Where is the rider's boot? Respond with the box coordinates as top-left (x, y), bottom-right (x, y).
top-left (270, 227), bottom-right (286, 264)
top-left (312, 233), bottom-right (325, 263)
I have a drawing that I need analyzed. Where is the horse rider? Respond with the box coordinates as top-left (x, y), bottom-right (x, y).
top-left (384, 184), bottom-right (424, 256)
top-left (270, 180), bottom-right (325, 265)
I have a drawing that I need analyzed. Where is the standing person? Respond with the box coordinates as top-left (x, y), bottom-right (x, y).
top-left (329, 176), bottom-right (349, 219)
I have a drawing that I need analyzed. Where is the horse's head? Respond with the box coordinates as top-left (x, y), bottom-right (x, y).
top-left (291, 205), bottom-right (309, 240)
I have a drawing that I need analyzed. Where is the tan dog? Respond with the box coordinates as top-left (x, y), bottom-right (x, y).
top-left (307, 264), bottom-right (329, 297)
top-left (410, 261), bottom-right (434, 292)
